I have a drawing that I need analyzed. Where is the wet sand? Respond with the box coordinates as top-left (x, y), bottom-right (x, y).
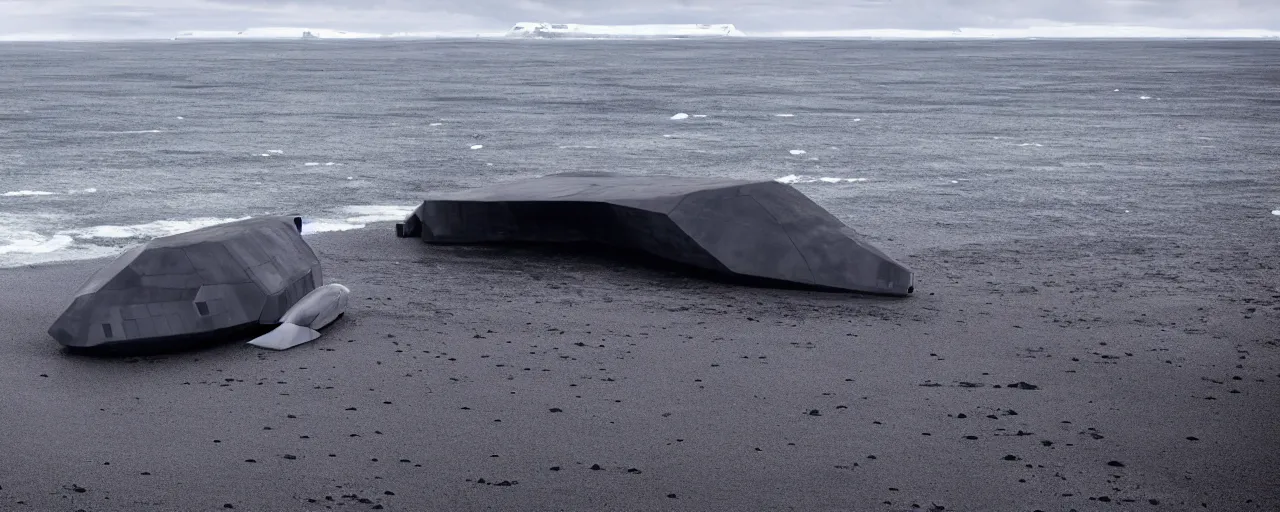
top-left (1, 218), bottom-right (1278, 511)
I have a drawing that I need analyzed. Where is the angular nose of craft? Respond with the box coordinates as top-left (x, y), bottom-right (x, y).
top-left (47, 302), bottom-right (92, 348)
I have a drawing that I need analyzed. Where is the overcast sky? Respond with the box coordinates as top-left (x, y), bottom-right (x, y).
top-left (0, 0), bottom-right (1277, 38)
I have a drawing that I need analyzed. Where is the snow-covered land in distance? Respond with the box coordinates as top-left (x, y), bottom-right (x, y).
top-left (507, 22), bottom-right (745, 39)
top-left (172, 28), bottom-right (501, 40)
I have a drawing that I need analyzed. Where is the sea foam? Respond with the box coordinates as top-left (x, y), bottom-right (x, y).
top-left (66, 217), bottom-right (252, 239)
top-left (775, 175), bottom-right (867, 184)
top-left (3, 190), bottom-right (57, 197)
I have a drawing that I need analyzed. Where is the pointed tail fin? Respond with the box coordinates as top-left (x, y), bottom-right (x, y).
top-left (247, 323), bottom-right (322, 351)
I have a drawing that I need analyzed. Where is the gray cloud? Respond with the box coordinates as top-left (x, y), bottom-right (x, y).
top-left (0, 0), bottom-right (1277, 38)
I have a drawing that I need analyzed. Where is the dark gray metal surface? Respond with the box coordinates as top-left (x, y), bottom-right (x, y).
top-left (398, 173), bottom-right (913, 296)
top-left (48, 216), bottom-right (322, 348)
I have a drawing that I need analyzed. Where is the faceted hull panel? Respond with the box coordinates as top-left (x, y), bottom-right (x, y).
top-left (397, 173), bottom-right (913, 296)
top-left (48, 216), bottom-right (322, 349)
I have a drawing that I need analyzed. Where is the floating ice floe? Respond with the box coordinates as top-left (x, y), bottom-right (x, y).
top-left (670, 113), bottom-right (689, 120)
top-left (789, 149), bottom-right (807, 155)
top-left (775, 175), bottom-right (867, 184)
top-left (470, 144), bottom-right (484, 150)
top-left (1272, 210), bottom-right (1280, 216)
top-left (2, 190), bottom-right (57, 197)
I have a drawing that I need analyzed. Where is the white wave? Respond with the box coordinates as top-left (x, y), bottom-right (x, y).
top-left (670, 113), bottom-right (689, 120)
top-left (774, 114), bottom-right (795, 117)
top-left (1272, 210), bottom-right (1280, 216)
top-left (558, 145), bottom-right (599, 149)
top-left (176, 116), bottom-right (185, 119)
top-left (429, 123), bottom-right (443, 126)
top-left (470, 144), bottom-right (484, 150)
top-left (340, 205), bottom-right (414, 224)
top-left (267, 149), bottom-right (284, 154)
top-left (68, 187), bottom-right (97, 194)
top-left (301, 221), bottom-right (364, 235)
top-left (1018, 143), bottom-right (1043, 147)
top-left (109, 129), bottom-right (163, 134)
top-left (693, 114), bottom-right (708, 118)
top-left (0, 233), bottom-right (74, 255)
top-left (854, 118), bottom-right (861, 122)
top-left (789, 149), bottom-right (807, 155)
top-left (775, 175), bottom-right (867, 184)
top-left (66, 217), bottom-right (251, 239)
top-left (304, 162), bottom-right (320, 166)
top-left (3, 190), bottom-right (57, 197)
top-left (325, 162), bottom-right (336, 166)
top-left (1140, 96), bottom-right (1152, 100)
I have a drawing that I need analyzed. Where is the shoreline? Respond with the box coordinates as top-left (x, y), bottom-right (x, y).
top-left (2, 221), bottom-right (1277, 511)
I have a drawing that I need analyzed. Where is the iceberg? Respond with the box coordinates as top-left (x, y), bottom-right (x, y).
top-left (507, 22), bottom-right (745, 39)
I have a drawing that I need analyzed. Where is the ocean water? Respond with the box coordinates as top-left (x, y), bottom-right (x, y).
top-left (1, 39), bottom-right (1277, 268)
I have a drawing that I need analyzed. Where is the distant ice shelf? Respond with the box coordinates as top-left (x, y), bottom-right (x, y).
top-left (507, 22), bottom-right (745, 39)
top-left (172, 28), bottom-right (500, 40)
top-left (174, 27), bottom-right (383, 40)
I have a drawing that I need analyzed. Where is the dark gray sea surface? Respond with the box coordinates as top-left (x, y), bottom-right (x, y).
top-left (0, 39), bottom-right (1277, 267)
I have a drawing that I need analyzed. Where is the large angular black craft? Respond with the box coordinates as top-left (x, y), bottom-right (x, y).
top-left (48, 216), bottom-right (329, 349)
top-left (397, 172), bottom-right (914, 295)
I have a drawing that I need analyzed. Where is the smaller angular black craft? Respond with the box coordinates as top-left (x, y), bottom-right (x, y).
top-left (48, 216), bottom-right (335, 350)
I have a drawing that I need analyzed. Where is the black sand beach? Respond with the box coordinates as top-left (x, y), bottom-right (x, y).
top-left (2, 200), bottom-right (1277, 511)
